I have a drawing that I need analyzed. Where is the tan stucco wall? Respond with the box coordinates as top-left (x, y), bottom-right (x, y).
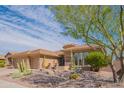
top-left (9, 56), bottom-right (59, 70)
top-left (64, 51), bottom-right (71, 67)
top-left (58, 66), bottom-right (70, 71)
top-left (42, 58), bottom-right (58, 69)
top-left (30, 58), bottom-right (40, 69)
top-left (9, 57), bottom-right (30, 69)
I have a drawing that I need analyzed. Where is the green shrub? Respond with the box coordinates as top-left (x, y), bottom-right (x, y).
top-left (11, 71), bottom-right (23, 78)
top-left (69, 73), bottom-right (80, 80)
top-left (0, 60), bottom-right (5, 68)
top-left (69, 65), bottom-right (78, 70)
top-left (85, 52), bottom-right (108, 72)
top-left (11, 70), bottom-right (32, 78)
top-left (23, 70), bottom-right (32, 76)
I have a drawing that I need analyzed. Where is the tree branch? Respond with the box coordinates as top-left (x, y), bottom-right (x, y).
top-left (120, 5), bottom-right (124, 48)
top-left (96, 6), bottom-right (116, 49)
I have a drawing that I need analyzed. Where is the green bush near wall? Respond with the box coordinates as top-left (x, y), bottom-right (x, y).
top-left (0, 60), bottom-right (5, 67)
top-left (85, 52), bottom-right (108, 72)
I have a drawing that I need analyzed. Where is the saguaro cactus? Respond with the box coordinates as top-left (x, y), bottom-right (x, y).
top-left (17, 60), bottom-right (28, 73)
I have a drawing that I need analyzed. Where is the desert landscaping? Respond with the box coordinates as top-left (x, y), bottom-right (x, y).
top-left (0, 67), bottom-right (124, 88)
top-left (0, 5), bottom-right (124, 88)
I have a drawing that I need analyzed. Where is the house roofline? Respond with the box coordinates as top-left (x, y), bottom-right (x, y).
top-left (5, 44), bottom-right (101, 58)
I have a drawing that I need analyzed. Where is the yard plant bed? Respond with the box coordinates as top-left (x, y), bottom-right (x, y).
top-left (19, 69), bottom-right (124, 88)
top-left (2, 68), bottom-right (124, 88)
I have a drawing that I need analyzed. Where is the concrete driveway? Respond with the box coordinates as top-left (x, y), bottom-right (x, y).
top-left (0, 68), bottom-right (24, 88)
top-left (0, 79), bottom-right (24, 88)
top-left (0, 68), bottom-right (15, 76)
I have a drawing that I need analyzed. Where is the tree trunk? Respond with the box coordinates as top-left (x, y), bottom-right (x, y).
top-left (118, 56), bottom-right (124, 82)
top-left (118, 5), bottom-right (124, 82)
top-left (109, 63), bottom-right (119, 83)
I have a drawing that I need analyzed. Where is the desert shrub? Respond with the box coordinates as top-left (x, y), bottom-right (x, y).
top-left (45, 63), bottom-right (51, 69)
top-left (11, 70), bottom-right (32, 78)
top-left (85, 52), bottom-right (108, 72)
top-left (69, 73), bottom-right (80, 80)
top-left (23, 70), bottom-right (32, 76)
top-left (0, 60), bottom-right (5, 67)
top-left (11, 71), bottom-right (23, 78)
top-left (69, 64), bottom-right (78, 70)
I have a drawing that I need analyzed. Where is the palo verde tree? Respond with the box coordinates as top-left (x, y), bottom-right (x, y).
top-left (50, 5), bottom-right (124, 83)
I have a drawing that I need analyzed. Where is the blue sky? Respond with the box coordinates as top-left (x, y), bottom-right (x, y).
top-left (0, 5), bottom-right (81, 55)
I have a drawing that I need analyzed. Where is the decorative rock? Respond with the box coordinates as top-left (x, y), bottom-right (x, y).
top-left (21, 69), bottom-right (115, 88)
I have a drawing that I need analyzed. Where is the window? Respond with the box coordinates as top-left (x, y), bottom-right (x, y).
top-left (58, 56), bottom-right (65, 66)
top-left (73, 52), bottom-right (88, 66)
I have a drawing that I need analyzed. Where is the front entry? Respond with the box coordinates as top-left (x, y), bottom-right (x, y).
top-left (58, 56), bottom-right (65, 66)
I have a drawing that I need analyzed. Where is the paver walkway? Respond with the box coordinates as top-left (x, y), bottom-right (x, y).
top-left (0, 68), bottom-right (24, 88)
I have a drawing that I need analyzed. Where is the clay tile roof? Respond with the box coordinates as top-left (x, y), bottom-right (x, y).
top-left (63, 44), bottom-right (101, 52)
top-left (55, 50), bottom-right (64, 56)
top-left (63, 43), bottom-right (78, 49)
top-left (30, 49), bottom-right (59, 57)
top-left (5, 52), bottom-right (18, 58)
top-left (14, 51), bottom-right (30, 57)
top-left (6, 48), bottom-right (60, 58)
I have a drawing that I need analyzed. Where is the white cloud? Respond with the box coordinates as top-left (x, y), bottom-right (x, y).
top-left (0, 6), bottom-right (81, 54)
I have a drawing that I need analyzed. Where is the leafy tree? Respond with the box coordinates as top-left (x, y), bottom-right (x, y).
top-left (85, 52), bottom-right (108, 72)
top-left (50, 5), bottom-right (124, 82)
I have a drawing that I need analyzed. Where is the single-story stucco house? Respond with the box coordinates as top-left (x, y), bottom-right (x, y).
top-left (5, 44), bottom-right (101, 70)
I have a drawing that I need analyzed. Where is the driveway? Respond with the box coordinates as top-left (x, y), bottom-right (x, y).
top-left (0, 68), bottom-right (24, 88)
top-left (0, 79), bottom-right (24, 88)
top-left (0, 68), bottom-right (15, 76)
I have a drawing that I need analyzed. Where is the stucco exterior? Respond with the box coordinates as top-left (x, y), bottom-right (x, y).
top-left (5, 44), bottom-right (101, 71)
